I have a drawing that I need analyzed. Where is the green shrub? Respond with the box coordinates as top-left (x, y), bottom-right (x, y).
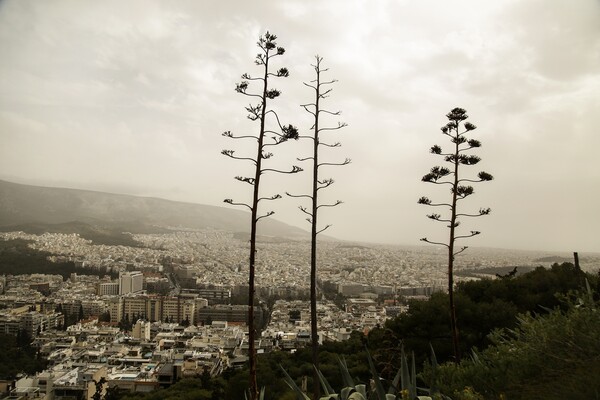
top-left (429, 284), bottom-right (600, 400)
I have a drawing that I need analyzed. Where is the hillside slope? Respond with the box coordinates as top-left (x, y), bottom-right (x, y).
top-left (0, 180), bottom-right (308, 239)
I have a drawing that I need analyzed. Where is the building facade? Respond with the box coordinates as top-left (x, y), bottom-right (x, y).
top-left (119, 272), bottom-right (143, 295)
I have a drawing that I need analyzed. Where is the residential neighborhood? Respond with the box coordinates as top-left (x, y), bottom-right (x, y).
top-left (0, 229), bottom-right (590, 399)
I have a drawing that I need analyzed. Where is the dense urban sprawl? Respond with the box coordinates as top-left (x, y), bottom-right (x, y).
top-left (0, 230), bottom-right (596, 398)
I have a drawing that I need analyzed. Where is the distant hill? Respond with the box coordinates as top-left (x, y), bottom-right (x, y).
top-left (456, 265), bottom-right (536, 279)
top-left (0, 180), bottom-right (309, 244)
top-left (533, 256), bottom-right (573, 263)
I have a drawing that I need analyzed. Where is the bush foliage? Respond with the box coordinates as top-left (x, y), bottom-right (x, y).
top-left (429, 283), bottom-right (600, 399)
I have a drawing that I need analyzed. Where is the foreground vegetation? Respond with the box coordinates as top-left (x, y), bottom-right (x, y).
top-left (429, 280), bottom-right (600, 399)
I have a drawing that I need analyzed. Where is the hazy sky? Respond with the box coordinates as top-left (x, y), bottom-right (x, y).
top-left (1, 0), bottom-right (599, 253)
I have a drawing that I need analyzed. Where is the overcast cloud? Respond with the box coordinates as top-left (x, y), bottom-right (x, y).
top-left (1, 0), bottom-right (599, 252)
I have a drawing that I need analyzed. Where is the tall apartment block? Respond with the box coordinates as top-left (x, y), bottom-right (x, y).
top-left (119, 271), bottom-right (143, 295)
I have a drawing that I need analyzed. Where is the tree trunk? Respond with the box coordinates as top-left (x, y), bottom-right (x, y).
top-left (247, 48), bottom-right (271, 400)
top-left (448, 126), bottom-right (461, 363)
top-left (310, 66), bottom-right (321, 400)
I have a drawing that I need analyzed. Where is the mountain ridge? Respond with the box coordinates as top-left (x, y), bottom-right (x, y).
top-left (0, 179), bottom-right (310, 241)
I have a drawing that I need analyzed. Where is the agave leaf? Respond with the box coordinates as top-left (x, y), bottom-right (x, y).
top-left (280, 364), bottom-right (311, 400)
top-left (315, 365), bottom-right (335, 396)
top-left (538, 305), bottom-right (553, 313)
top-left (429, 344), bottom-right (438, 368)
top-left (366, 347), bottom-right (386, 399)
top-left (428, 343), bottom-right (439, 394)
top-left (337, 355), bottom-right (355, 388)
top-left (259, 387), bottom-right (265, 400)
top-left (354, 384), bottom-right (367, 398)
top-left (410, 351), bottom-right (417, 398)
top-left (400, 346), bottom-right (410, 392)
top-left (385, 395), bottom-right (397, 400)
top-left (340, 387), bottom-right (352, 400)
top-left (417, 386), bottom-right (430, 394)
top-left (388, 367), bottom-right (401, 395)
top-left (347, 391), bottom-right (366, 400)
top-left (585, 278), bottom-right (595, 307)
top-left (470, 349), bottom-right (481, 365)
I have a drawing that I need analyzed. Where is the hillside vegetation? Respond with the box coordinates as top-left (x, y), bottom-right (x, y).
top-left (0, 239), bottom-right (116, 279)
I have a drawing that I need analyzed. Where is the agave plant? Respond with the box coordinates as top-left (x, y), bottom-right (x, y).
top-left (281, 346), bottom-right (444, 400)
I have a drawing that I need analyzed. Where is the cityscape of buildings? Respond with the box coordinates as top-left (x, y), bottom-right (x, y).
top-left (0, 229), bottom-right (598, 399)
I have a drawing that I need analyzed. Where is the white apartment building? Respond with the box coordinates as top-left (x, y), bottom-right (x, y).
top-left (119, 272), bottom-right (143, 295)
top-left (108, 295), bottom-right (200, 324)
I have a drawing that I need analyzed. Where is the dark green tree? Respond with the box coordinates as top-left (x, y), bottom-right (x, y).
top-left (119, 314), bottom-right (132, 331)
top-left (104, 385), bottom-right (123, 400)
top-left (288, 309), bottom-right (301, 322)
top-left (221, 32), bottom-right (301, 400)
top-left (287, 56), bottom-right (349, 400)
top-left (78, 304), bottom-right (84, 321)
top-left (418, 107), bottom-right (493, 362)
top-left (98, 310), bottom-right (111, 323)
top-left (0, 333), bottom-right (47, 379)
top-left (91, 377), bottom-right (106, 400)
